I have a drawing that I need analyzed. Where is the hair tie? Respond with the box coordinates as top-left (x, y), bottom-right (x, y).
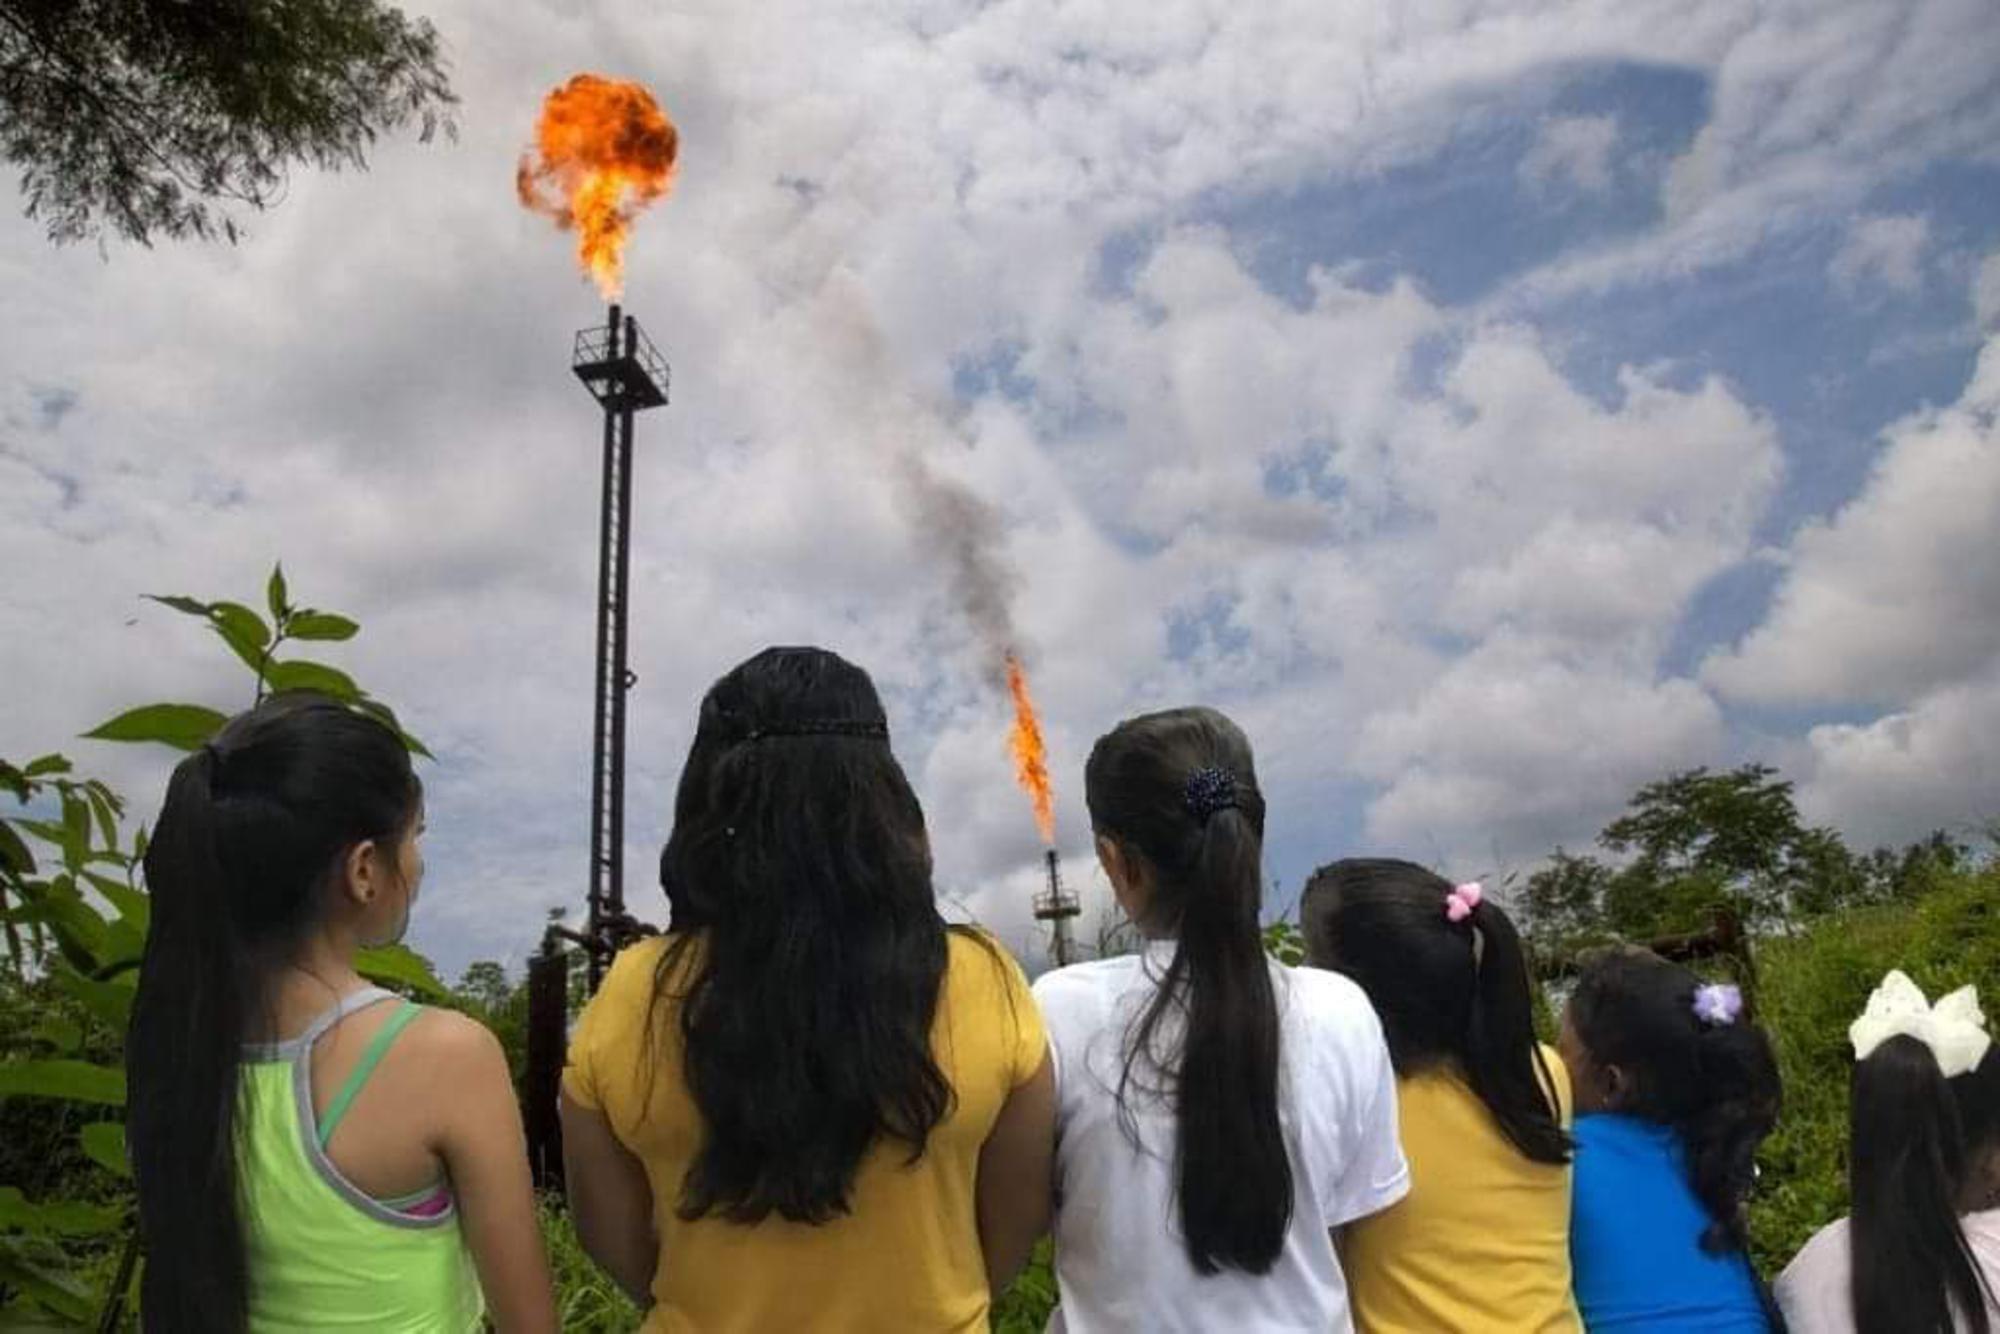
top-left (1182, 767), bottom-right (1238, 822)
top-left (1692, 982), bottom-right (1744, 1028)
top-left (741, 718), bottom-right (889, 743)
top-left (1850, 970), bottom-right (1989, 1076)
top-left (1443, 881), bottom-right (1482, 923)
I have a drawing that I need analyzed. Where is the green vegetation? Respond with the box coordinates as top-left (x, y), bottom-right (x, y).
top-left (2, 0), bottom-right (457, 244)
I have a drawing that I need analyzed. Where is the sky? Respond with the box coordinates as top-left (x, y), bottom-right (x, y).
top-left (4, 0), bottom-right (1998, 980)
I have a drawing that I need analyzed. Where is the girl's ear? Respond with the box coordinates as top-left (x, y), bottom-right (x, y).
top-left (1600, 1061), bottom-right (1634, 1111)
top-left (341, 838), bottom-right (381, 908)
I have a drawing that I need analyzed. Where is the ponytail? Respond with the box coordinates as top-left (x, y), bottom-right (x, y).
top-left (1088, 707), bottom-right (1291, 1275)
top-left (1850, 1036), bottom-right (1993, 1334)
top-left (129, 751), bottom-right (255, 1330)
top-left (1682, 1018), bottom-right (1780, 1254)
top-left (1171, 802), bottom-right (1290, 1274)
top-left (1463, 901), bottom-right (1571, 1164)
top-left (1302, 859), bottom-right (1568, 1166)
top-left (124, 694), bottom-right (419, 1330)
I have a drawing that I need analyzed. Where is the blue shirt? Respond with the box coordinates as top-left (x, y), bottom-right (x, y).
top-left (1570, 1114), bottom-right (1771, 1331)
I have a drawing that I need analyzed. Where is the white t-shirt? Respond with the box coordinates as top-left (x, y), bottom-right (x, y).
top-left (1032, 943), bottom-right (1408, 1333)
top-left (1776, 1209), bottom-right (2000, 1332)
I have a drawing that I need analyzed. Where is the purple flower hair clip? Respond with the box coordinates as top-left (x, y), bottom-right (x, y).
top-left (1692, 982), bottom-right (1743, 1028)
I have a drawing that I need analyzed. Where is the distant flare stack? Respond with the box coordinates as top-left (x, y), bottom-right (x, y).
top-left (1035, 846), bottom-right (1080, 968)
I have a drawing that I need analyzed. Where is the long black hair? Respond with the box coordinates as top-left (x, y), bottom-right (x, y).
top-left (1851, 1038), bottom-right (2000, 1334)
top-left (655, 646), bottom-right (959, 1225)
top-left (1567, 950), bottom-right (1781, 1258)
top-left (1085, 705), bottom-right (1290, 1276)
top-left (127, 692), bottom-right (420, 1331)
top-left (1301, 858), bottom-right (1569, 1165)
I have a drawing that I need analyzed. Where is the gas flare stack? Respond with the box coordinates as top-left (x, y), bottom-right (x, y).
top-left (1035, 847), bottom-right (1080, 968)
top-left (572, 303), bottom-right (669, 989)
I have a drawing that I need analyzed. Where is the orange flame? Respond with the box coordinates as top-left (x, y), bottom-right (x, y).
top-left (517, 74), bottom-right (679, 298)
top-left (1005, 652), bottom-right (1056, 845)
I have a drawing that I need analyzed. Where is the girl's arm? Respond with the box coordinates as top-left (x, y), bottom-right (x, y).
top-left (426, 1012), bottom-right (559, 1333)
top-left (976, 1050), bottom-right (1057, 1294)
top-left (560, 1089), bottom-right (658, 1308)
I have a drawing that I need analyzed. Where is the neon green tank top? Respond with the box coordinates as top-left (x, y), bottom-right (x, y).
top-left (237, 987), bottom-right (484, 1332)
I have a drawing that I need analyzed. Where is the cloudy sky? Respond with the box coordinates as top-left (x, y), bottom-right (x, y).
top-left (4, 0), bottom-right (1998, 979)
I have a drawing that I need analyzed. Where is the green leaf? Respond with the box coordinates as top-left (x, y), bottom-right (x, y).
top-left (28, 1016), bottom-right (81, 1055)
top-left (59, 794), bottom-right (88, 863)
top-left (0, 1188), bottom-right (121, 1238)
top-left (263, 658), bottom-right (360, 700)
top-left (83, 874), bottom-right (148, 935)
top-left (286, 611), bottom-right (359, 642)
top-left (51, 963), bottom-right (133, 1030)
top-left (0, 1235), bottom-right (96, 1322)
top-left (83, 703), bottom-right (228, 752)
top-left (82, 785), bottom-right (120, 851)
top-left (0, 1060), bottom-right (126, 1106)
top-left (357, 944), bottom-right (449, 1000)
top-left (0, 822), bottom-right (34, 877)
top-left (143, 594), bottom-right (211, 619)
top-left (267, 562), bottom-right (289, 622)
top-left (21, 756), bottom-right (71, 778)
top-left (79, 1123), bottom-right (128, 1180)
top-left (354, 698), bottom-right (433, 759)
top-left (207, 601), bottom-right (272, 675)
top-left (13, 878), bottom-right (109, 966)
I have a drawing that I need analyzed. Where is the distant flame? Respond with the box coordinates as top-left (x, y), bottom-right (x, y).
top-left (517, 74), bottom-right (679, 298)
top-left (1005, 652), bottom-right (1056, 845)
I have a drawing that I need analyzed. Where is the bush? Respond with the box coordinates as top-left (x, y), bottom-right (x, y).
top-left (1747, 857), bottom-right (2000, 1273)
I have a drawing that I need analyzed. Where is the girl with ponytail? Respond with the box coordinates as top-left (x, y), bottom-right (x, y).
top-left (1301, 858), bottom-right (1578, 1332)
top-left (1562, 948), bottom-right (1781, 1331)
top-left (126, 692), bottom-right (554, 1332)
top-left (1776, 971), bottom-right (2000, 1332)
top-left (1032, 707), bottom-right (1407, 1332)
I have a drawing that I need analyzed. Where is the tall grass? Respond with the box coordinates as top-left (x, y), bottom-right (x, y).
top-left (541, 1198), bottom-right (642, 1333)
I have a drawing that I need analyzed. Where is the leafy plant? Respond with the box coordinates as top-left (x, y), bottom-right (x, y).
top-left (0, 565), bottom-right (443, 1325)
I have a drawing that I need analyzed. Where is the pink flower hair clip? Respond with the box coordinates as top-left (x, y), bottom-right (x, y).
top-left (1444, 881), bottom-right (1483, 923)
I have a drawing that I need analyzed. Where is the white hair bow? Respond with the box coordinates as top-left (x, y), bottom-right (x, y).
top-left (1849, 970), bottom-right (1992, 1078)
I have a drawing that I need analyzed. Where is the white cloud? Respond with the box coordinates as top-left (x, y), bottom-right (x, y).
top-left (1498, 0), bottom-right (1995, 308)
top-left (1830, 214), bottom-right (1931, 295)
top-left (1353, 634), bottom-right (1730, 871)
top-left (1796, 664), bottom-right (2000, 851)
top-left (2, 0), bottom-right (1994, 974)
top-left (1704, 333), bottom-right (2000, 707)
top-left (1520, 115), bottom-right (1620, 195)
top-left (1975, 251), bottom-right (2000, 331)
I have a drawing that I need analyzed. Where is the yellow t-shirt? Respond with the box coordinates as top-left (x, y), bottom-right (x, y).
top-left (563, 929), bottom-right (1046, 1334)
top-left (1342, 1045), bottom-right (1581, 1334)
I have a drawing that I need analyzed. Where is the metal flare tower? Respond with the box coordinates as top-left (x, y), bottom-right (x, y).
top-left (1034, 847), bottom-right (1080, 968)
top-left (570, 302), bottom-right (669, 985)
top-left (524, 304), bottom-right (670, 1189)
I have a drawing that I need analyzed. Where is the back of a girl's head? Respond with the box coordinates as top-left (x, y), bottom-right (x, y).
top-left (1850, 988), bottom-right (2000, 1334)
top-left (151, 692), bottom-right (420, 932)
top-left (1302, 858), bottom-right (1568, 1165)
top-left (1084, 706), bottom-right (1263, 892)
top-left (1568, 949), bottom-right (1779, 1253)
top-left (131, 691), bottom-right (418, 1331)
top-left (657, 646), bottom-right (952, 1228)
top-left (662, 645), bottom-right (927, 930)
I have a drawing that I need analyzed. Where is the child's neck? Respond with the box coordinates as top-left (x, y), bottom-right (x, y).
top-left (257, 931), bottom-right (368, 1042)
